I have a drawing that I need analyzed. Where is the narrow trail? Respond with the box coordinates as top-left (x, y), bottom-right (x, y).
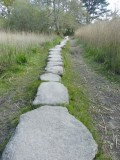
top-left (70, 38), bottom-right (120, 160)
top-left (1, 37), bottom-right (97, 160)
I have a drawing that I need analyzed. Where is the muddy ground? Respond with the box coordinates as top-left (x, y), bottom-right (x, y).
top-left (70, 38), bottom-right (120, 160)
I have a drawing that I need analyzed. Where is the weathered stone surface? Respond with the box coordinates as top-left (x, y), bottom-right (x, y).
top-left (33, 82), bottom-right (69, 105)
top-left (49, 48), bottom-right (61, 52)
top-left (59, 37), bottom-right (69, 48)
top-left (55, 45), bottom-right (62, 49)
top-left (2, 106), bottom-right (98, 160)
top-left (40, 73), bottom-right (61, 82)
top-left (47, 61), bottom-right (64, 66)
top-left (48, 57), bottom-right (63, 62)
top-left (46, 62), bottom-right (64, 68)
top-left (45, 66), bottom-right (64, 76)
top-left (48, 55), bottom-right (62, 59)
top-left (60, 42), bottom-right (66, 47)
top-left (49, 51), bottom-right (61, 55)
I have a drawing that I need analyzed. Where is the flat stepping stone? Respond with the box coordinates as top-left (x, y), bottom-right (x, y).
top-left (48, 55), bottom-right (62, 59)
top-left (49, 48), bottom-right (62, 52)
top-left (33, 82), bottom-right (69, 105)
top-left (47, 61), bottom-right (63, 66)
top-left (40, 73), bottom-right (61, 82)
top-left (48, 58), bottom-right (63, 62)
top-left (48, 59), bottom-right (63, 63)
top-left (55, 45), bottom-right (62, 49)
top-left (2, 106), bottom-right (98, 160)
top-left (49, 51), bottom-right (61, 55)
top-left (45, 66), bottom-right (64, 76)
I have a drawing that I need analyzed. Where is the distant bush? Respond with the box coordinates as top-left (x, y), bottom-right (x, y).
top-left (4, 0), bottom-right (50, 33)
top-left (76, 19), bottom-right (120, 74)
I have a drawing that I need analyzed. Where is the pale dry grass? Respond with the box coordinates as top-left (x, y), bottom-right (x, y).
top-left (0, 31), bottom-right (54, 49)
top-left (76, 19), bottom-right (120, 47)
top-left (0, 31), bottom-right (55, 73)
top-left (75, 19), bottom-right (120, 74)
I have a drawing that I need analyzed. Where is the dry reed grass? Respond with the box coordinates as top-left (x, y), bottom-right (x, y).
top-left (75, 19), bottom-right (120, 74)
top-left (0, 31), bottom-right (55, 73)
top-left (0, 32), bottom-right (53, 48)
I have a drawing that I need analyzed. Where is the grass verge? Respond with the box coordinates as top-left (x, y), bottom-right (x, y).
top-left (75, 20), bottom-right (120, 75)
top-left (0, 36), bottom-right (61, 156)
top-left (77, 39), bottom-right (120, 84)
top-left (62, 43), bottom-right (112, 160)
top-left (0, 31), bottom-right (55, 74)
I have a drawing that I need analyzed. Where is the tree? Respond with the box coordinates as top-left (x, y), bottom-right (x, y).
top-left (0, 0), bottom-right (15, 16)
top-left (3, 0), bottom-right (84, 34)
top-left (1, 0), bottom-right (15, 6)
top-left (31, 0), bottom-right (83, 34)
top-left (82, 0), bottom-right (109, 22)
top-left (5, 0), bottom-right (50, 32)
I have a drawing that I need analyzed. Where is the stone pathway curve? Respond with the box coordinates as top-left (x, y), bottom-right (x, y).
top-left (1, 37), bottom-right (98, 160)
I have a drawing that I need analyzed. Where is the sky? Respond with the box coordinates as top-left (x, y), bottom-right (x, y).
top-left (107, 0), bottom-right (120, 11)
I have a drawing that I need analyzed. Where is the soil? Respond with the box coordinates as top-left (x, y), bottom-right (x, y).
top-left (70, 38), bottom-right (120, 160)
top-left (0, 71), bottom-right (39, 158)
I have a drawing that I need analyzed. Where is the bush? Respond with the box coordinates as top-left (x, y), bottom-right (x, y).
top-left (16, 54), bottom-right (27, 65)
top-left (4, 0), bottom-right (50, 32)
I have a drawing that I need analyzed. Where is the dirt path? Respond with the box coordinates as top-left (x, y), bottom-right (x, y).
top-left (70, 38), bottom-right (120, 160)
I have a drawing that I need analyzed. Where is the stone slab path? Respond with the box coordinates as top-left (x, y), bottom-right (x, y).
top-left (45, 66), bottom-right (64, 76)
top-left (40, 73), bottom-right (61, 82)
top-left (2, 106), bottom-right (97, 160)
top-left (47, 61), bottom-right (63, 66)
top-left (2, 37), bottom-right (98, 160)
top-left (33, 82), bottom-right (69, 105)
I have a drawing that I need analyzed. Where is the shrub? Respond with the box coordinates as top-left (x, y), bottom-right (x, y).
top-left (16, 54), bottom-right (27, 65)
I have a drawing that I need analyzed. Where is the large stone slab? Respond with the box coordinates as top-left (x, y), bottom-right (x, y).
top-left (40, 73), bottom-right (61, 82)
top-left (48, 55), bottom-right (62, 59)
top-left (49, 48), bottom-right (62, 52)
top-left (45, 66), bottom-right (64, 76)
top-left (33, 82), bottom-right (69, 105)
top-left (47, 61), bottom-right (63, 66)
top-left (46, 63), bottom-right (64, 68)
top-left (2, 106), bottom-right (98, 160)
top-left (48, 57), bottom-right (63, 62)
top-left (55, 45), bottom-right (62, 49)
top-left (49, 51), bottom-right (61, 55)
top-left (60, 41), bottom-right (66, 47)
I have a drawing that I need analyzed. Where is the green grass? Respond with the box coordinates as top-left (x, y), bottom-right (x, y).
top-left (0, 31), bottom-right (56, 74)
top-left (0, 36), bottom-right (61, 155)
top-left (62, 43), bottom-right (112, 160)
top-left (80, 42), bottom-right (120, 84)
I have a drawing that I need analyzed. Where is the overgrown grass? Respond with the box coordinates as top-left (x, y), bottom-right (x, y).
top-left (75, 19), bottom-right (120, 75)
top-left (62, 43), bottom-right (111, 160)
top-left (0, 36), bottom-right (61, 156)
top-left (0, 31), bottom-right (55, 74)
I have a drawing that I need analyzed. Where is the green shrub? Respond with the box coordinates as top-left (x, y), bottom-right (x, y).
top-left (16, 54), bottom-right (27, 65)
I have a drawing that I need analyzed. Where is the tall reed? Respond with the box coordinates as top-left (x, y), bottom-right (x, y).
top-left (76, 19), bottom-right (120, 74)
top-left (0, 31), bottom-right (55, 73)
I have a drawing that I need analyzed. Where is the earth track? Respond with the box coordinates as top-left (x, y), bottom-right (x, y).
top-left (70, 38), bottom-right (120, 160)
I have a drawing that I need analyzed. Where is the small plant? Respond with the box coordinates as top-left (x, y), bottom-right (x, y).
top-left (16, 53), bottom-right (27, 65)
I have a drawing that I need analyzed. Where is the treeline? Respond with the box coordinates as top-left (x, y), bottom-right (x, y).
top-left (0, 0), bottom-right (109, 34)
top-left (0, 0), bottom-right (84, 34)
